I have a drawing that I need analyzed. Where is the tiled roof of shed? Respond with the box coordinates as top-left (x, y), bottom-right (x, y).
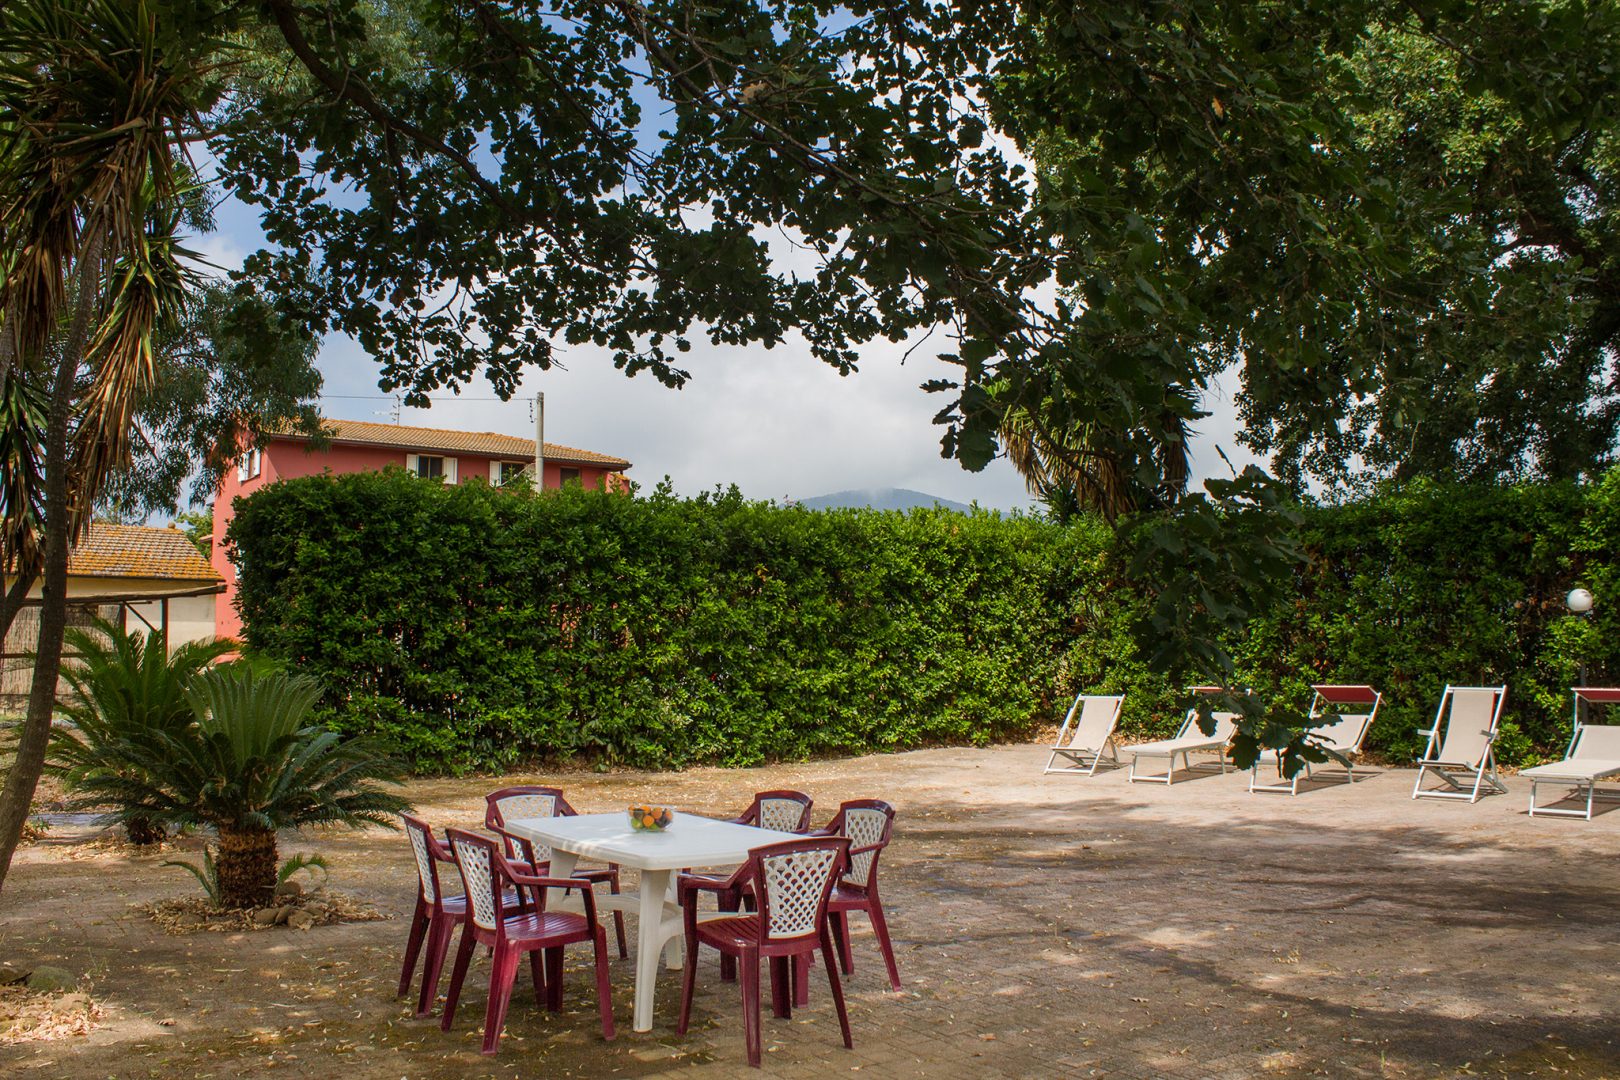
top-left (277, 418), bottom-right (631, 470)
top-left (68, 524), bottom-right (221, 582)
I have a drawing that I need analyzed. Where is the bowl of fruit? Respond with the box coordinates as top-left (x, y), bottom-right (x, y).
top-left (628, 805), bottom-right (675, 832)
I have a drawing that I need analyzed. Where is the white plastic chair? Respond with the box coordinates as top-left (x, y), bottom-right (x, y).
top-left (1128, 688), bottom-right (1239, 784)
top-left (1411, 685), bottom-right (1508, 803)
top-left (1043, 693), bottom-right (1126, 776)
top-left (1521, 687), bottom-right (1620, 819)
top-left (1250, 684), bottom-right (1382, 795)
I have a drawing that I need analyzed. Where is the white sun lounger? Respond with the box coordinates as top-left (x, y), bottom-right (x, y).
top-left (1521, 687), bottom-right (1620, 819)
top-left (1250, 684), bottom-right (1382, 795)
top-left (1044, 693), bottom-right (1126, 776)
top-left (1128, 688), bottom-right (1239, 784)
top-left (1412, 685), bottom-right (1508, 803)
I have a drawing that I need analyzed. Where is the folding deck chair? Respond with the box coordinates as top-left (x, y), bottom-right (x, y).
top-left (1128, 687), bottom-right (1239, 785)
top-left (1250, 684), bottom-right (1382, 795)
top-left (1043, 693), bottom-right (1126, 776)
top-left (1411, 685), bottom-right (1508, 803)
top-left (1521, 687), bottom-right (1620, 819)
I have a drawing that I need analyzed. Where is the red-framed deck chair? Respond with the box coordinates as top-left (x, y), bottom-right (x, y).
top-left (485, 786), bottom-right (628, 958)
top-left (440, 828), bottom-right (615, 1055)
top-left (815, 799), bottom-right (902, 991)
top-left (1250, 684), bottom-right (1382, 795)
top-left (1043, 693), bottom-right (1126, 776)
top-left (1412, 685), bottom-right (1509, 803)
top-left (1522, 687), bottom-right (1620, 819)
top-left (397, 815), bottom-right (524, 1018)
top-left (676, 836), bottom-right (853, 1068)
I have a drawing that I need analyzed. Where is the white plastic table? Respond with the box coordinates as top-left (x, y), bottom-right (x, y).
top-left (505, 811), bottom-right (802, 1032)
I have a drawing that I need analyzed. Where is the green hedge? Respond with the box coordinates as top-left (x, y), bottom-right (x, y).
top-left (230, 469), bottom-right (1620, 773)
top-left (230, 471), bottom-right (1121, 771)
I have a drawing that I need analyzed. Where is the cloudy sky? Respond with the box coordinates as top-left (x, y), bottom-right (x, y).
top-left (206, 199), bottom-right (1261, 514)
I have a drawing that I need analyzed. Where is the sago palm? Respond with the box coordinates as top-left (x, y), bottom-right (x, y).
top-left (60, 665), bottom-right (412, 908)
top-left (49, 616), bottom-right (235, 844)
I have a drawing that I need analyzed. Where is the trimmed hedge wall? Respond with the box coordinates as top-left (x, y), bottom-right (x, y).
top-left (230, 469), bottom-right (1620, 773)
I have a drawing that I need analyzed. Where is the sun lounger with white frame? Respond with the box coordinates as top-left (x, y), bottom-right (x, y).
top-left (1127, 687), bottom-right (1239, 785)
top-left (1043, 693), bottom-right (1126, 776)
top-left (1520, 687), bottom-right (1620, 819)
top-left (1250, 684), bottom-right (1382, 795)
top-left (1411, 685), bottom-right (1508, 803)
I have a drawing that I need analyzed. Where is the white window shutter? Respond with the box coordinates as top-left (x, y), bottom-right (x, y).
top-left (445, 457), bottom-right (458, 484)
top-left (237, 457), bottom-right (248, 482)
top-left (490, 460), bottom-right (502, 484)
top-left (405, 453), bottom-right (419, 475)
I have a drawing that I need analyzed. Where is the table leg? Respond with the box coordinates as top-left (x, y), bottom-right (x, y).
top-left (634, 868), bottom-right (673, 1032)
top-left (546, 850), bottom-right (580, 910)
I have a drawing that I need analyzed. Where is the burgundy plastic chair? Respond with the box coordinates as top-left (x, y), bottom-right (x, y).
top-left (707, 790), bottom-right (815, 981)
top-left (677, 836), bottom-right (853, 1068)
top-left (485, 786), bottom-right (628, 958)
top-left (398, 814), bottom-right (525, 1018)
top-left (815, 800), bottom-right (901, 990)
top-left (440, 828), bottom-right (615, 1054)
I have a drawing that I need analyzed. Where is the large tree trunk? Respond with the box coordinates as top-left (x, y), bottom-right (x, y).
top-left (215, 825), bottom-right (279, 909)
top-left (0, 231), bottom-right (103, 900)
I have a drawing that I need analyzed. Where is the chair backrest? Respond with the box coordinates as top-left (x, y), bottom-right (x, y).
top-left (748, 836), bottom-right (850, 945)
top-left (402, 813), bottom-right (446, 905)
top-left (486, 786), bottom-right (571, 863)
top-left (1572, 724), bottom-right (1620, 760)
top-left (1435, 686), bottom-right (1506, 765)
top-left (828, 799), bottom-right (895, 889)
top-left (445, 827), bottom-right (508, 934)
top-left (1060, 694), bottom-right (1125, 749)
top-left (741, 790), bottom-right (814, 833)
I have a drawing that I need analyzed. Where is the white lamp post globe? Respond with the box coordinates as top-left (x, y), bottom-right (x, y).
top-left (1567, 587), bottom-right (1595, 614)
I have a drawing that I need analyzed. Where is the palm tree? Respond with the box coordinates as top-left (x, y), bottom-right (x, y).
top-left (997, 383), bottom-right (1195, 523)
top-left (59, 665), bottom-right (412, 908)
top-left (0, 0), bottom-right (214, 892)
top-left (50, 616), bottom-right (235, 845)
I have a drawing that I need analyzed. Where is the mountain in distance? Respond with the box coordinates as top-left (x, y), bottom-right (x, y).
top-left (794, 487), bottom-right (974, 513)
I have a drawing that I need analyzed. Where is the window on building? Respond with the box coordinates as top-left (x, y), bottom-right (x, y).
top-left (236, 447), bottom-right (262, 482)
top-left (559, 467), bottom-right (582, 486)
top-left (498, 461), bottom-right (527, 486)
top-left (415, 455), bottom-right (444, 479)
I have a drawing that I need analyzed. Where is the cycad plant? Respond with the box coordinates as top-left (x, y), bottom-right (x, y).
top-left (51, 617), bottom-right (236, 844)
top-left (59, 665), bottom-right (411, 909)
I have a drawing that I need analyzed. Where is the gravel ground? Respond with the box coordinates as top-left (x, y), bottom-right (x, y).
top-left (1, 744), bottom-right (1618, 1079)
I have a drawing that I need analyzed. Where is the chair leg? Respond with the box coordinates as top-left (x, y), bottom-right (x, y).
top-left (834, 911), bottom-right (854, 974)
top-left (866, 898), bottom-right (902, 991)
top-left (819, 925), bottom-right (853, 1050)
top-left (606, 871), bottom-right (629, 959)
top-left (793, 952), bottom-right (810, 1007)
top-left (440, 926), bottom-right (478, 1032)
top-left (592, 926), bottom-right (616, 1040)
top-left (677, 922), bottom-right (700, 1035)
top-left (481, 944), bottom-right (521, 1056)
top-left (529, 949), bottom-right (547, 1008)
top-left (397, 902), bottom-right (429, 998)
top-left (740, 948), bottom-right (762, 1068)
top-left (720, 889), bottom-right (741, 982)
top-left (545, 946), bottom-right (565, 1012)
top-left (769, 955), bottom-right (791, 1019)
top-left (415, 917), bottom-right (452, 1018)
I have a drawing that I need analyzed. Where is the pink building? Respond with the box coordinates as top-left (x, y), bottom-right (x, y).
top-left (210, 417), bottom-right (632, 639)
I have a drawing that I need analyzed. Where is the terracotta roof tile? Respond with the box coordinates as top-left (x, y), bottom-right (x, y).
top-left (68, 524), bottom-right (221, 582)
top-left (276, 418), bottom-right (631, 470)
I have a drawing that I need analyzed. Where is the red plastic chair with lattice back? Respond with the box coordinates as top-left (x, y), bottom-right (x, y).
top-left (815, 799), bottom-right (901, 990)
top-left (706, 790), bottom-right (814, 981)
top-left (440, 828), bottom-right (615, 1055)
top-left (485, 786), bottom-right (628, 958)
top-left (676, 835), bottom-right (853, 1068)
top-left (398, 814), bottom-right (524, 1018)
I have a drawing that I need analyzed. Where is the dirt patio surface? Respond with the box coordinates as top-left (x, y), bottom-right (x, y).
top-left (2, 744), bottom-right (1619, 1079)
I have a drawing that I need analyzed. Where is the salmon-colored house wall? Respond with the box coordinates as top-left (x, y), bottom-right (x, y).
top-left (210, 419), bottom-right (632, 640)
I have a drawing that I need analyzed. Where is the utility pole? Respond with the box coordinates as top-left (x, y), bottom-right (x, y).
top-left (533, 391), bottom-right (545, 490)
